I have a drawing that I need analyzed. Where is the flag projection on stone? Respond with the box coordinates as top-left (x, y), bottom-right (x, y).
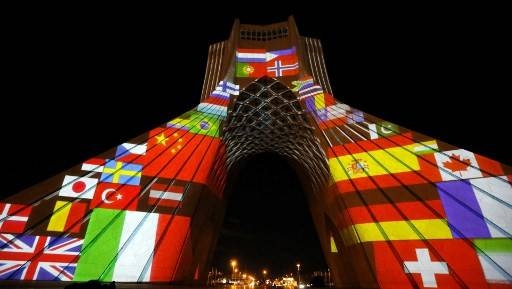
top-left (235, 47), bottom-right (299, 78)
top-left (141, 127), bottom-right (222, 184)
top-left (338, 184), bottom-right (451, 245)
top-left (325, 103), bottom-right (511, 288)
top-left (0, 234), bottom-right (82, 280)
top-left (167, 110), bottom-right (222, 137)
top-left (437, 177), bottom-right (512, 238)
top-left (328, 134), bottom-right (443, 193)
top-left (2, 18), bottom-right (511, 288)
top-left (0, 103), bottom-right (225, 281)
top-left (148, 183), bottom-right (184, 208)
top-left (374, 240), bottom-right (488, 289)
top-left (295, 77), bottom-right (365, 129)
top-left (90, 183), bottom-right (140, 211)
top-left (115, 143), bottom-right (147, 163)
top-left (58, 176), bottom-right (98, 199)
top-left (47, 201), bottom-right (87, 233)
top-left (198, 80), bottom-right (238, 117)
top-left (73, 208), bottom-right (190, 282)
top-left (0, 203), bottom-right (31, 233)
top-left (473, 239), bottom-right (512, 285)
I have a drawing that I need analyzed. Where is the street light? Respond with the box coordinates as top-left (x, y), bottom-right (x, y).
top-left (327, 268), bottom-right (331, 287)
top-left (230, 259), bottom-right (237, 280)
top-left (262, 269), bottom-right (268, 285)
top-left (296, 264), bottom-right (301, 287)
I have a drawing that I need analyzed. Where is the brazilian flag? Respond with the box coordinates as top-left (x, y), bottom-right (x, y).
top-left (167, 110), bottom-right (221, 137)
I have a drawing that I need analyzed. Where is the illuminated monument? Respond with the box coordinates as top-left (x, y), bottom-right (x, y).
top-left (1, 17), bottom-right (511, 288)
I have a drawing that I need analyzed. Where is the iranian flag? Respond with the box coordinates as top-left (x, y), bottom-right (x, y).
top-left (74, 208), bottom-right (190, 282)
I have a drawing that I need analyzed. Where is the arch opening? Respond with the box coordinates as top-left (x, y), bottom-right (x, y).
top-left (212, 152), bottom-right (328, 279)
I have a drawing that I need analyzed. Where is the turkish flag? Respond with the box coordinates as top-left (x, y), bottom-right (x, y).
top-left (374, 239), bottom-right (487, 289)
top-left (90, 182), bottom-right (140, 211)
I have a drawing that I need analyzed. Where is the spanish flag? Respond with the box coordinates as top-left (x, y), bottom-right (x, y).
top-left (328, 134), bottom-right (442, 193)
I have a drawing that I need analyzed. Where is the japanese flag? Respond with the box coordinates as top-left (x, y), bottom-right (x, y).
top-left (58, 175), bottom-right (98, 199)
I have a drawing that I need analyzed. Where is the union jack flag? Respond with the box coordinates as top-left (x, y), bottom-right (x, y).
top-left (0, 234), bottom-right (82, 280)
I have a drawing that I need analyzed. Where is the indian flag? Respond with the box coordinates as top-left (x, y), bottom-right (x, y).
top-left (74, 208), bottom-right (190, 282)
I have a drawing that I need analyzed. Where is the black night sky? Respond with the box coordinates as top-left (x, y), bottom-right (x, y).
top-left (2, 6), bottom-right (509, 278)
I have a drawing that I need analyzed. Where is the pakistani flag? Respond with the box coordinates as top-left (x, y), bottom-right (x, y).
top-left (74, 208), bottom-right (190, 282)
top-left (167, 110), bottom-right (221, 137)
top-left (368, 121), bottom-right (399, 139)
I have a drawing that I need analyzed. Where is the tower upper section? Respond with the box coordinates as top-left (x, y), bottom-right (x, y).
top-left (200, 16), bottom-right (333, 101)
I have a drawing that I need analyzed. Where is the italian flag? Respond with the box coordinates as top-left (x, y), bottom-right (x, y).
top-left (74, 208), bottom-right (190, 281)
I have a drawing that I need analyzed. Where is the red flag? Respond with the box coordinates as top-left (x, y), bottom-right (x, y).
top-left (0, 203), bottom-right (31, 233)
top-left (90, 183), bottom-right (140, 211)
top-left (346, 200), bottom-right (445, 224)
top-left (331, 134), bottom-right (442, 193)
top-left (150, 215), bottom-right (190, 281)
top-left (47, 201), bottom-right (87, 233)
top-left (340, 184), bottom-right (446, 225)
top-left (202, 96), bottom-right (229, 107)
top-left (374, 240), bottom-right (487, 289)
top-left (266, 55), bottom-right (299, 77)
top-left (148, 183), bottom-right (184, 208)
top-left (142, 128), bottom-right (222, 184)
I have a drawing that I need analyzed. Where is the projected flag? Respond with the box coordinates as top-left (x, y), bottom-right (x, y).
top-left (0, 203), bottom-right (31, 233)
top-left (73, 209), bottom-right (190, 282)
top-left (0, 234), bottom-right (82, 280)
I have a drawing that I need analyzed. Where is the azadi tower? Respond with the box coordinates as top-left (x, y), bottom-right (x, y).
top-left (1, 16), bottom-right (511, 289)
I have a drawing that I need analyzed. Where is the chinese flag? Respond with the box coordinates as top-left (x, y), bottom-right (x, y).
top-left (142, 127), bottom-right (222, 184)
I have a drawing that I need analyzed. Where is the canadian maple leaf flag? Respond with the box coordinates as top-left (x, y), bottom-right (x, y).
top-left (434, 149), bottom-right (503, 181)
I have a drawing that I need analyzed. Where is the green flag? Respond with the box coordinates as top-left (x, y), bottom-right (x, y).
top-left (167, 110), bottom-right (221, 137)
top-left (74, 208), bottom-right (125, 281)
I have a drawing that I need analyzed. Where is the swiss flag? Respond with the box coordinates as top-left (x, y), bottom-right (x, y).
top-left (374, 239), bottom-right (487, 289)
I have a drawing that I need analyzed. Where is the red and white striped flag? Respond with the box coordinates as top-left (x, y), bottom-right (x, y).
top-left (148, 183), bottom-right (184, 208)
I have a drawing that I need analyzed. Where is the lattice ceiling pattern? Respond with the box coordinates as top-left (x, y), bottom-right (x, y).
top-left (223, 76), bottom-right (330, 193)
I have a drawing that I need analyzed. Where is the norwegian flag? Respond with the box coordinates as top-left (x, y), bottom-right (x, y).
top-left (0, 203), bottom-right (31, 233)
top-left (0, 234), bottom-right (82, 280)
